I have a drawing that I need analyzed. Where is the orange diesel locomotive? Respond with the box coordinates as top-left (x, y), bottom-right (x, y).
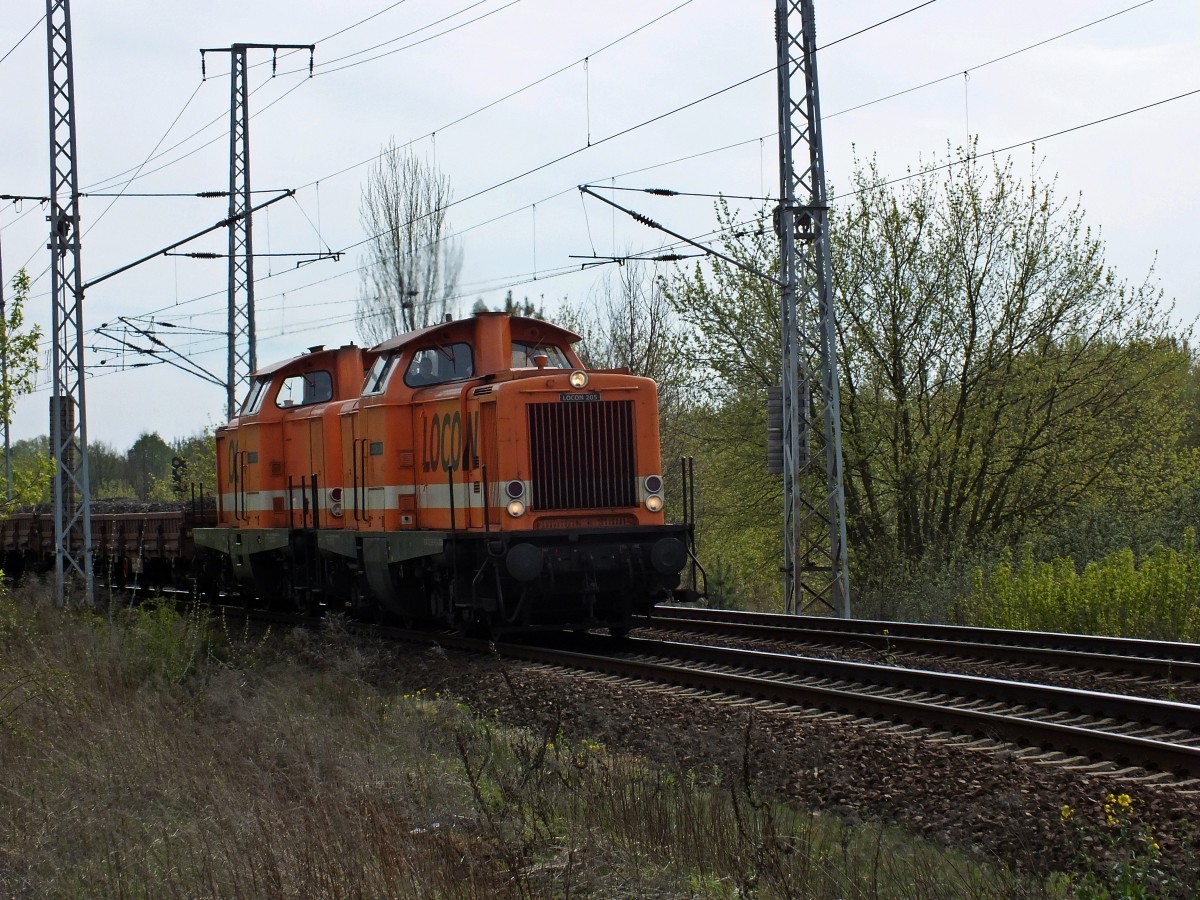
top-left (193, 311), bottom-right (695, 633)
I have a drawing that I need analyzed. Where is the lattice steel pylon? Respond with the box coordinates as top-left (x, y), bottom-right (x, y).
top-left (225, 45), bottom-right (254, 419)
top-left (45, 0), bottom-right (94, 605)
top-left (775, 0), bottom-right (850, 616)
top-left (201, 43), bottom-right (313, 418)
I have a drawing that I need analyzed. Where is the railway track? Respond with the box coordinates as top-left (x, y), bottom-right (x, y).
top-left (640, 605), bottom-right (1200, 682)
top-left (494, 632), bottom-right (1200, 781)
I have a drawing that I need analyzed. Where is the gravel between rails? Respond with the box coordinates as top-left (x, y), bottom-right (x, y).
top-left (381, 642), bottom-right (1200, 885)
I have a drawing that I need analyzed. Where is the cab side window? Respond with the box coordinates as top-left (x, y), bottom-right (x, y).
top-left (405, 342), bottom-right (474, 387)
top-left (276, 370), bottom-right (333, 407)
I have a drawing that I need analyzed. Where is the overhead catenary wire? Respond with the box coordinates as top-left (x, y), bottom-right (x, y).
top-left (828, 86), bottom-right (1200, 203)
top-left (23, 0), bottom-right (1162, 207)
top-left (0, 14), bottom-right (45, 67)
top-left (335, 63), bottom-right (779, 259)
top-left (111, 63), bottom-right (1198, 348)
top-left (824, 0), bottom-right (1161, 123)
top-left (293, 0), bottom-right (700, 191)
top-left (13, 0), bottom-right (958, 282)
top-left (321, 0), bottom-right (1132, 258)
top-left (77, 0), bottom-right (519, 197)
top-left (815, 0), bottom-right (939, 51)
top-left (25, 59), bottom-right (1191, 389)
top-left (312, 0), bottom-right (414, 46)
top-left (83, 81), bottom-right (207, 237)
top-left (312, 0), bottom-right (517, 73)
top-left (11, 1), bottom-right (1183, 389)
top-left (82, 73), bottom-right (309, 195)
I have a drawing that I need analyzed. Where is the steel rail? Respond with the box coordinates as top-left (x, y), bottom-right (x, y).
top-left (606, 636), bottom-right (1200, 732)
top-left (644, 607), bottom-right (1200, 678)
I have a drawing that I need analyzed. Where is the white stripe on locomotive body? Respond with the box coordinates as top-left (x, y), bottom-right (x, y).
top-left (221, 480), bottom-right (534, 513)
top-left (219, 490), bottom-right (287, 512)
top-left (417, 480), bottom-right (517, 512)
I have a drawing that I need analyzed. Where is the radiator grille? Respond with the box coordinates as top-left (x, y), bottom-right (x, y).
top-left (528, 400), bottom-right (636, 510)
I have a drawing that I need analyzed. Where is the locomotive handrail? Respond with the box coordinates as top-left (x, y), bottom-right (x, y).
top-left (351, 438), bottom-right (360, 522)
top-left (311, 473), bottom-right (320, 530)
top-left (238, 450), bottom-right (250, 522)
top-left (481, 464), bottom-right (491, 534)
top-left (359, 439), bottom-right (370, 523)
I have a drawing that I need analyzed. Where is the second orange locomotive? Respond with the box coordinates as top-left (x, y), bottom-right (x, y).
top-left (194, 311), bottom-right (695, 634)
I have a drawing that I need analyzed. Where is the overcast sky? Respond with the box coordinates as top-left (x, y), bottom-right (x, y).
top-left (1, 0), bottom-right (1196, 449)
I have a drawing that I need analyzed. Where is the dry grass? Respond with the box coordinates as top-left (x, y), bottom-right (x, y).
top-left (0, 580), bottom-right (1056, 898)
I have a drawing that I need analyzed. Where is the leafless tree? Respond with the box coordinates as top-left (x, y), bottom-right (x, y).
top-left (355, 141), bottom-right (463, 343)
top-left (562, 264), bottom-right (686, 387)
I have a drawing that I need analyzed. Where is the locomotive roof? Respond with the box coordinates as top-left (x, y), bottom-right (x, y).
top-left (250, 313), bottom-right (581, 378)
top-left (252, 343), bottom-right (360, 378)
top-left (369, 312), bottom-right (581, 355)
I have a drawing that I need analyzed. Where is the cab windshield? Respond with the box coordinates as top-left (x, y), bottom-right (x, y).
top-left (512, 340), bottom-right (570, 368)
top-left (362, 353), bottom-right (398, 395)
top-left (239, 378), bottom-right (269, 415)
top-left (404, 342), bottom-right (474, 387)
top-left (275, 370), bottom-right (333, 407)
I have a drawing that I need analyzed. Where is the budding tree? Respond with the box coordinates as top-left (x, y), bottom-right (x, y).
top-left (1, 267), bottom-right (46, 505)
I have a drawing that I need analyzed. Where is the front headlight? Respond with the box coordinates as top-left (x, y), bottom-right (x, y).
top-left (645, 495), bottom-right (664, 512)
top-left (507, 499), bottom-right (526, 518)
top-left (569, 370), bottom-right (589, 389)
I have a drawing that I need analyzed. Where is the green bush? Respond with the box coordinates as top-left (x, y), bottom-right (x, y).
top-left (119, 598), bottom-right (209, 687)
top-left (962, 530), bottom-right (1200, 640)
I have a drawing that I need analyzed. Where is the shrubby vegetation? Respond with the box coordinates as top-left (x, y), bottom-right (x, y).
top-left (569, 148), bottom-right (1198, 633)
top-left (962, 532), bottom-right (1200, 641)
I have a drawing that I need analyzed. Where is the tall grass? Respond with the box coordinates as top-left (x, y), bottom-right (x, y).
top-left (961, 530), bottom-right (1200, 641)
top-left (0, 579), bottom-right (1071, 897)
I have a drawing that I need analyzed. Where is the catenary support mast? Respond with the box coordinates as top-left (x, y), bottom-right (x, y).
top-left (45, 0), bottom-right (94, 605)
top-left (200, 43), bottom-right (313, 418)
top-left (775, 0), bottom-right (850, 616)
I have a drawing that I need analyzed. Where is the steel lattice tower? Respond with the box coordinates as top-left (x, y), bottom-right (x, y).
top-left (225, 45), bottom-right (255, 419)
top-left (45, 0), bottom-right (93, 605)
top-left (201, 43), bottom-right (313, 417)
top-left (775, 0), bottom-right (850, 616)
